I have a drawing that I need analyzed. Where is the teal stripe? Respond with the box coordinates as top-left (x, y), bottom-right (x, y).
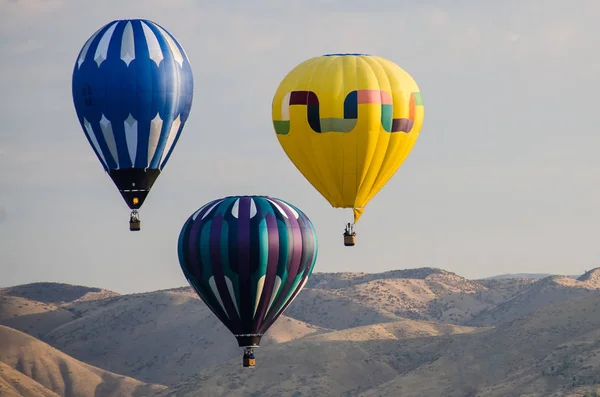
top-left (256, 218), bottom-right (270, 278)
top-left (219, 220), bottom-right (240, 313)
top-left (272, 272), bottom-right (303, 316)
top-left (262, 219), bottom-right (290, 311)
top-left (381, 104), bottom-right (393, 132)
top-left (199, 220), bottom-right (213, 283)
top-left (250, 218), bottom-right (270, 307)
top-left (256, 197), bottom-right (275, 218)
top-left (187, 274), bottom-right (221, 317)
top-left (215, 197), bottom-right (237, 216)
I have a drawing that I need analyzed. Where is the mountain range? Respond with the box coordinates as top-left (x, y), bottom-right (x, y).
top-left (1, 268), bottom-right (600, 396)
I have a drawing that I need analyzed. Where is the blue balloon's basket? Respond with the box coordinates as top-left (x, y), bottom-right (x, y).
top-left (129, 210), bottom-right (141, 231)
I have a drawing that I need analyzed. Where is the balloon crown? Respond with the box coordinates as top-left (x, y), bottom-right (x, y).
top-left (323, 53), bottom-right (370, 57)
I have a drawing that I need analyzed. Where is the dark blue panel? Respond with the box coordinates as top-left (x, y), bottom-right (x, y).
top-left (344, 90), bottom-right (358, 119)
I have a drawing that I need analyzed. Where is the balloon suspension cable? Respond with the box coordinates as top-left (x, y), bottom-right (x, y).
top-left (130, 210), bottom-right (140, 222)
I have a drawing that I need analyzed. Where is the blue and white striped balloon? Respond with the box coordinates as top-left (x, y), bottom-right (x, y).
top-left (72, 19), bottom-right (194, 213)
top-left (73, 19), bottom-right (194, 171)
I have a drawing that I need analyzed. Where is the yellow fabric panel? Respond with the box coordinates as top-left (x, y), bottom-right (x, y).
top-left (353, 207), bottom-right (364, 224)
top-left (363, 56), bottom-right (424, 205)
top-left (272, 54), bottom-right (424, 222)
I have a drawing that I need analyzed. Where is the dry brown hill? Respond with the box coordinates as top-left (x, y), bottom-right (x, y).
top-left (156, 292), bottom-right (600, 397)
top-left (286, 268), bottom-right (511, 327)
top-left (0, 283), bottom-right (119, 306)
top-left (5, 268), bottom-right (599, 396)
top-left (0, 296), bottom-right (75, 338)
top-left (44, 288), bottom-right (325, 386)
top-left (359, 291), bottom-right (600, 397)
top-left (154, 318), bottom-right (482, 397)
top-left (0, 325), bottom-right (165, 397)
top-left (0, 361), bottom-right (60, 397)
top-left (468, 269), bottom-right (600, 327)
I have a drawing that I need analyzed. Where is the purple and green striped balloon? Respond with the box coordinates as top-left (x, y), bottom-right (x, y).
top-left (177, 195), bottom-right (318, 348)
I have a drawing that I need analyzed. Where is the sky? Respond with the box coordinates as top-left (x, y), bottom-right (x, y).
top-left (1, 0), bottom-right (600, 294)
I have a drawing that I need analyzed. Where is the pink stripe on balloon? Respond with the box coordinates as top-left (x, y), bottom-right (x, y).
top-left (357, 90), bottom-right (392, 105)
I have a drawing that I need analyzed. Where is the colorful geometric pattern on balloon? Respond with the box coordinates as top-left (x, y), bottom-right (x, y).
top-left (72, 19), bottom-right (194, 172)
top-left (177, 196), bottom-right (318, 338)
top-left (273, 90), bottom-right (423, 135)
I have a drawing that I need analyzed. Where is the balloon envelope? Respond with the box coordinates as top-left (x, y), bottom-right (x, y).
top-left (72, 19), bottom-right (194, 210)
top-left (178, 196), bottom-right (318, 347)
top-left (271, 53), bottom-right (424, 223)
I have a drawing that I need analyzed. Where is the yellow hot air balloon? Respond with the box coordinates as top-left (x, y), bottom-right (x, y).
top-left (271, 54), bottom-right (424, 246)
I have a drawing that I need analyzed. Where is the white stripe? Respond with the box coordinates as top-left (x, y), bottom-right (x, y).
top-left (77, 25), bottom-right (106, 68)
top-left (153, 23), bottom-right (184, 67)
top-left (250, 198), bottom-right (257, 218)
top-left (120, 21), bottom-right (135, 66)
top-left (83, 118), bottom-right (107, 168)
top-left (264, 275), bottom-right (282, 319)
top-left (159, 116), bottom-right (181, 169)
top-left (94, 22), bottom-right (118, 67)
top-left (281, 93), bottom-right (291, 120)
top-left (141, 21), bottom-right (164, 66)
top-left (190, 200), bottom-right (218, 221)
top-left (147, 114), bottom-right (163, 167)
top-left (278, 201), bottom-right (299, 219)
top-left (225, 276), bottom-right (240, 317)
top-left (231, 198), bottom-right (240, 218)
top-left (124, 114), bottom-right (138, 167)
top-left (266, 198), bottom-right (288, 219)
top-left (209, 276), bottom-right (229, 319)
top-left (99, 115), bottom-right (119, 168)
top-left (253, 275), bottom-right (266, 318)
top-left (198, 199), bottom-right (224, 220)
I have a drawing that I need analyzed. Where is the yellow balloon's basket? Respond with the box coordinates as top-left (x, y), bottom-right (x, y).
top-left (344, 235), bottom-right (356, 247)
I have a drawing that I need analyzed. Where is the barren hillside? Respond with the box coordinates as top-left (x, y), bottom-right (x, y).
top-left (359, 291), bottom-right (600, 397)
top-left (3, 268), bottom-right (599, 396)
top-left (154, 319), bottom-right (475, 397)
top-left (469, 270), bottom-right (600, 326)
top-left (44, 288), bottom-right (324, 386)
top-left (287, 268), bottom-right (513, 326)
top-left (158, 292), bottom-right (600, 397)
top-left (0, 361), bottom-right (60, 397)
top-left (0, 296), bottom-right (75, 338)
top-left (0, 325), bottom-right (165, 397)
top-left (0, 283), bottom-right (119, 306)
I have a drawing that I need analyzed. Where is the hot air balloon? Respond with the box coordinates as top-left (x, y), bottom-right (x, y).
top-left (177, 196), bottom-right (318, 367)
top-left (72, 19), bottom-right (194, 231)
top-left (271, 54), bottom-right (424, 246)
